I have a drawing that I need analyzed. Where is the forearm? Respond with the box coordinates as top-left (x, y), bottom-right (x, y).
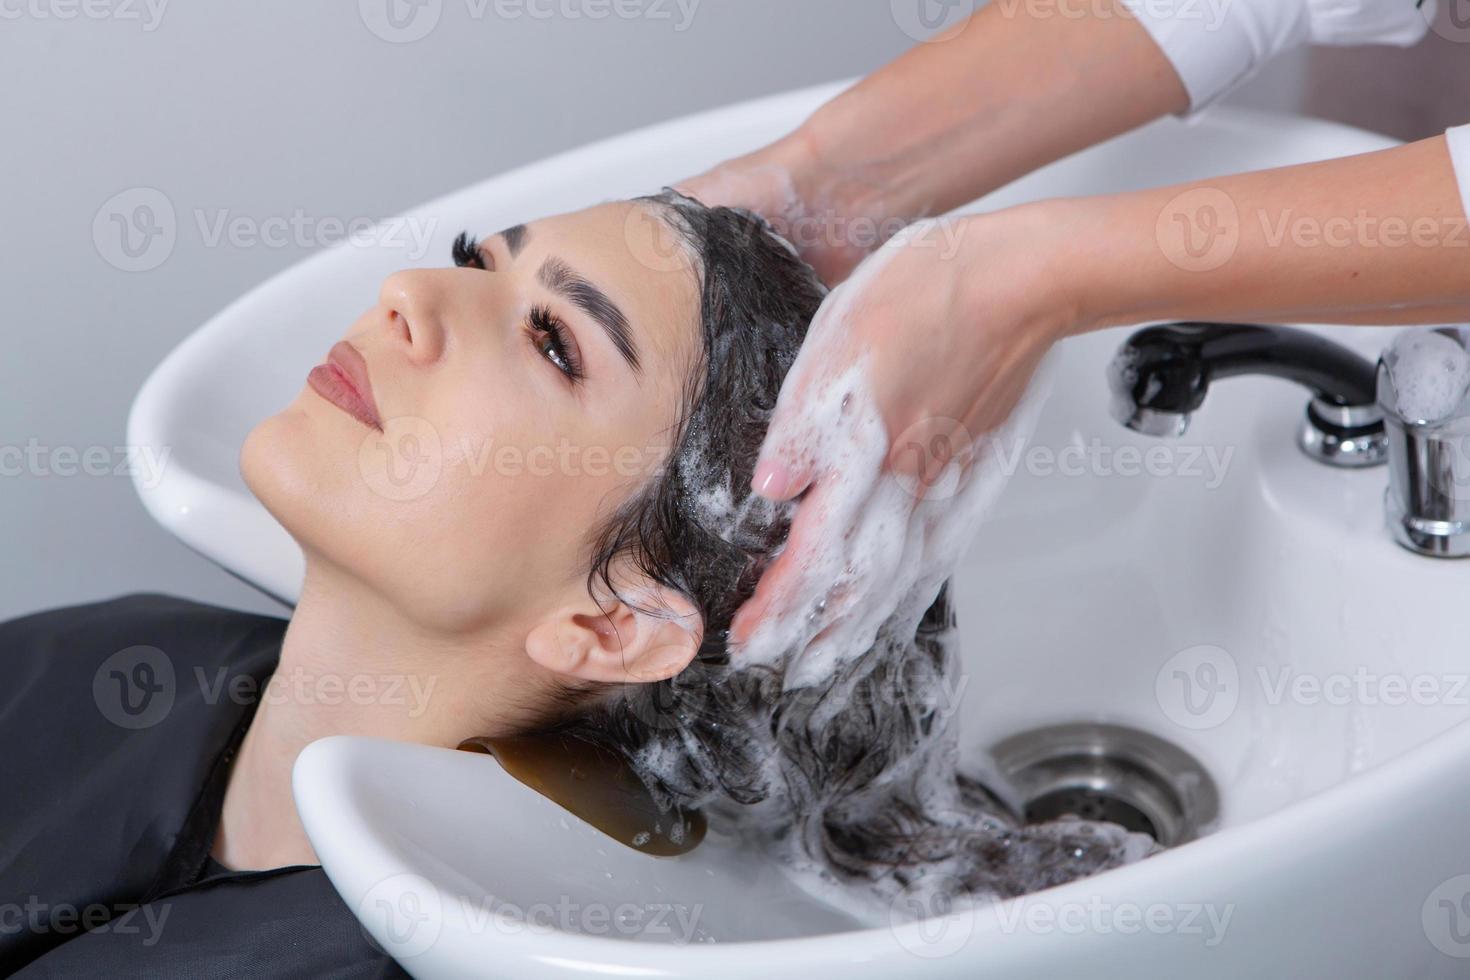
top-left (788, 1), bottom-right (1188, 224)
top-left (1055, 135), bottom-right (1470, 332)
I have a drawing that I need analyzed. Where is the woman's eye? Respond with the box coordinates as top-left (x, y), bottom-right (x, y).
top-left (452, 231), bottom-right (485, 270)
top-left (528, 306), bottom-right (584, 382)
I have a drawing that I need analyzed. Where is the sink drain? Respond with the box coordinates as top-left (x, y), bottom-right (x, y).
top-left (989, 723), bottom-right (1219, 847)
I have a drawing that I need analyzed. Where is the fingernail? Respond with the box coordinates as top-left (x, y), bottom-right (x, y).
top-left (751, 459), bottom-right (790, 499)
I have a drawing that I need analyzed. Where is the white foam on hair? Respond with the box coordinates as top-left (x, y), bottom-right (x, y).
top-left (630, 211), bottom-right (1156, 919)
top-left (734, 217), bottom-right (1054, 681)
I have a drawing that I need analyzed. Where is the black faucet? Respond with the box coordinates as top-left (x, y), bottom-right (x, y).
top-left (1109, 322), bottom-right (1388, 468)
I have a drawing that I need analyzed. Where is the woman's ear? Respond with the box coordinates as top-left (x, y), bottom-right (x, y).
top-left (525, 584), bottom-right (703, 685)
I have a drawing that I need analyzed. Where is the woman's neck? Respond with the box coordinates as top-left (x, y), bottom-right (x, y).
top-left (212, 563), bottom-right (555, 871)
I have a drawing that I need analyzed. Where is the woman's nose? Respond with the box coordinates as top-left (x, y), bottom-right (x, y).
top-left (378, 269), bottom-right (449, 363)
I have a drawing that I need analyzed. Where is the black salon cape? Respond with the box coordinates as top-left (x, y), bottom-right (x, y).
top-left (0, 593), bottom-right (409, 978)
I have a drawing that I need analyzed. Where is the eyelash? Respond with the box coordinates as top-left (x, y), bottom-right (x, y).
top-left (451, 231), bottom-right (485, 270)
top-left (451, 231), bottom-right (584, 384)
top-left (527, 304), bottom-right (584, 382)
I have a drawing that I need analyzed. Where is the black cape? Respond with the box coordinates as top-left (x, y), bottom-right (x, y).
top-left (0, 592), bottom-right (408, 978)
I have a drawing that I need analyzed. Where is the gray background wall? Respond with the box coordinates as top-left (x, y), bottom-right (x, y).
top-left (1, 1), bottom-right (1460, 622)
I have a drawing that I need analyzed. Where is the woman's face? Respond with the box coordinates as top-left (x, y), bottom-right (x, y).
top-left (242, 201), bottom-right (702, 654)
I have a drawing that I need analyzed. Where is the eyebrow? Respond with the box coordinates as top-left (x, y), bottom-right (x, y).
top-left (498, 224), bottom-right (528, 257)
top-left (537, 257), bottom-right (641, 374)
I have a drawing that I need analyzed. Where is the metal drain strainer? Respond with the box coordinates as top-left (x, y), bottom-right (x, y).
top-left (989, 722), bottom-right (1219, 847)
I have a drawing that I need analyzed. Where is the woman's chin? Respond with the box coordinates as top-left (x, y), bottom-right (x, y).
top-left (241, 406), bottom-right (336, 543)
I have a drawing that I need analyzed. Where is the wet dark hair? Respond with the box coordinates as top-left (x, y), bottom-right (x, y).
top-left (551, 189), bottom-right (1152, 905)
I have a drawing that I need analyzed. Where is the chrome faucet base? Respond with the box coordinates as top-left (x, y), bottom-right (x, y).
top-left (1386, 490), bottom-right (1470, 559)
top-left (1298, 399), bottom-right (1389, 469)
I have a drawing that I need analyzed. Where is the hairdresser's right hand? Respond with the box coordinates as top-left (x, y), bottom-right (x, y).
top-left (675, 133), bottom-right (902, 287)
top-left (728, 202), bottom-right (1084, 669)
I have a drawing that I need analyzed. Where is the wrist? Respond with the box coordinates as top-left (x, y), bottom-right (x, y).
top-left (1027, 196), bottom-right (1140, 337)
top-left (791, 93), bottom-right (915, 229)
top-left (958, 201), bottom-right (1098, 345)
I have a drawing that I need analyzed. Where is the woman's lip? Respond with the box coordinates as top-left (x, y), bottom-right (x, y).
top-left (308, 341), bottom-right (383, 432)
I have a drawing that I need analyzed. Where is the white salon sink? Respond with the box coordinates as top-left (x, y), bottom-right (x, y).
top-left (132, 81), bottom-right (1470, 977)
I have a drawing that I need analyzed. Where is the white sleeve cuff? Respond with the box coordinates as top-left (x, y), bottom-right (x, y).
top-left (1124, 0), bottom-right (1437, 116)
top-left (1447, 123), bottom-right (1470, 225)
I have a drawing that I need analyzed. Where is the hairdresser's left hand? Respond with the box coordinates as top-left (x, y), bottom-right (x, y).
top-left (728, 202), bottom-right (1082, 666)
top-left (675, 133), bottom-right (901, 287)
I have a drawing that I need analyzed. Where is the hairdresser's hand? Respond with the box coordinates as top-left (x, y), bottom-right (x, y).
top-left (728, 203), bottom-right (1081, 669)
top-left (675, 133), bottom-right (901, 287)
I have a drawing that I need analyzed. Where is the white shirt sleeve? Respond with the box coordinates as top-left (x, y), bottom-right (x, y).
top-left (1447, 124), bottom-right (1470, 223)
top-left (1122, 0), bottom-right (1438, 114)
